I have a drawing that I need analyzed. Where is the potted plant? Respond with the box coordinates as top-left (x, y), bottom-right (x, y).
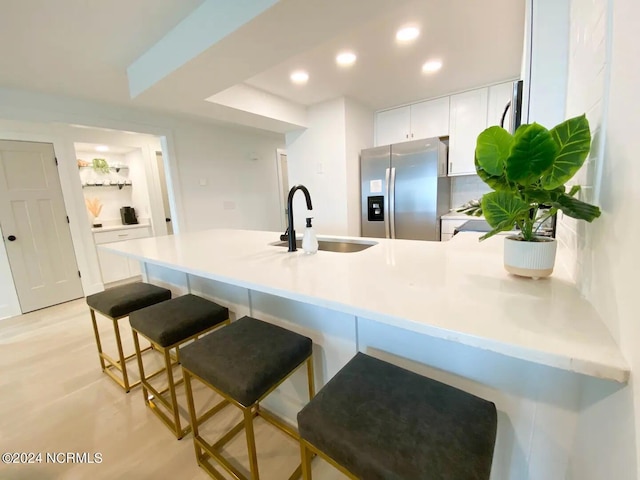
top-left (468, 114), bottom-right (601, 278)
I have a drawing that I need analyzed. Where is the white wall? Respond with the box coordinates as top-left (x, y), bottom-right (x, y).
top-left (285, 97), bottom-right (373, 237)
top-left (286, 98), bottom-right (348, 235)
top-left (172, 122), bottom-right (283, 232)
top-left (0, 87), bottom-right (284, 319)
top-left (565, 0), bottom-right (640, 477)
top-left (344, 98), bottom-right (373, 236)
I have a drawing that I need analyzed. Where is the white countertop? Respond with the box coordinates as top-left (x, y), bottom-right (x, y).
top-left (91, 223), bottom-right (150, 233)
top-left (100, 229), bottom-right (629, 383)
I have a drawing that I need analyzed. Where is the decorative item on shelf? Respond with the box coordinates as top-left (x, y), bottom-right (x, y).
top-left (92, 158), bottom-right (110, 174)
top-left (77, 159), bottom-right (89, 167)
top-left (85, 197), bottom-right (103, 228)
top-left (463, 114), bottom-right (601, 279)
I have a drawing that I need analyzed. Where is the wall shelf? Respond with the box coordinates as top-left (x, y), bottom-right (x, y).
top-left (82, 184), bottom-right (132, 190)
top-left (78, 165), bottom-right (129, 173)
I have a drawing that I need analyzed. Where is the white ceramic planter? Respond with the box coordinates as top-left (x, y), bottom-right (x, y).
top-left (504, 235), bottom-right (557, 279)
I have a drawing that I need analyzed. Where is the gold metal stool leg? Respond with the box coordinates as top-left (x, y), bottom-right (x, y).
top-left (112, 317), bottom-right (130, 392)
top-left (132, 331), bottom-right (149, 403)
top-left (244, 406), bottom-right (260, 480)
top-left (300, 440), bottom-right (312, 480)
top-left (133, 323), bottom-right (229, 440)
top-left (307, 356), bottom-right (315, 400)
top-left (90, 309), bottom-right (106, 371)
top-left (165, 347), bottom-right (183, 437)
top-left (183, 353), bottom-right (315, 480)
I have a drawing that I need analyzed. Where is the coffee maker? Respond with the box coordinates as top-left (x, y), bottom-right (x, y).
top-left (120, 206), bottom-right (138, 225)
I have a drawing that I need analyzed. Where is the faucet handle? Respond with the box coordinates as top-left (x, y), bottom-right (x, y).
top-left (280, 227), bottom-right (289, 241)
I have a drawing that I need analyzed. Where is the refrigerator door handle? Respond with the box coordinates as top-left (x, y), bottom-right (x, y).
top-left (384, 168), bottom-right (391, 238)
top-left (390, 167), bottom-right (397, 239)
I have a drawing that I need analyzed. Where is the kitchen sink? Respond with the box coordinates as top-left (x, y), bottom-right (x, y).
top-left (270, 238), bottom-right (377, 253)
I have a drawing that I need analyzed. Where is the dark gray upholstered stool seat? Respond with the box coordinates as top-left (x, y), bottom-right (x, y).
top-left (297, 352), bottom-right (498, 480)
top-left (129, 294), bottom-right (229, 347)
top-left (86, 282), bottom-right (171, 392)
top-left (129, 294), bottom-right (230, 439)
top-left (180, 316), bottom-right (315, 480)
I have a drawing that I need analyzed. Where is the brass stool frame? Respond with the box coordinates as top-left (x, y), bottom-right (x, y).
top-left (300, 438), bottom-right (358, 480)
top-left (90, 307), bottom-right (162, 393)
top-left (183, 355), bottom-right (315, 480)
top-left (132, 319), bottom-right (231, 439)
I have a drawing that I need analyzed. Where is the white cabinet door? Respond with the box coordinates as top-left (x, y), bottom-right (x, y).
top-left (448, 88), bottom-right (489, 175)
top-left (94, 226), bottom-right (150, 284)
top-left (410, 97), bottom-right (450, 139)
top-left (487, 82), bottom-right (514, 130)
top-left (375, 106), bottom-right (410, 146)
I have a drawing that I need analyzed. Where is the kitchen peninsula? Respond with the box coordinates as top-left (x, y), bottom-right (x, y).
top-left (101, 229), bottom-right (628, 478)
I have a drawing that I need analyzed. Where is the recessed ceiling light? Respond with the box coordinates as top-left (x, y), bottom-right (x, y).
top-left (290, 70), bottom-right (309, 85)
top-left (95, 145), bottom-right (109, 152)
top-left (422, 60), bottom-right (443, 73)
top-left (336, 51), bottom-right (357, 66)
top-left (396, 26), bottom-right (420, 43)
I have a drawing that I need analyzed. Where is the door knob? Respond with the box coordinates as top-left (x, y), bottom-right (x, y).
top-left (7, 235), bottom-right (16, 241)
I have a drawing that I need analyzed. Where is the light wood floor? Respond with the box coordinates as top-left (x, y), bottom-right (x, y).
top-left (0, 299), bottom-right (347, 480)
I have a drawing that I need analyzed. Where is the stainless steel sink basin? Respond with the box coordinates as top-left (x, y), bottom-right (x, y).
top-left (270, 238), bottom-right (377, 253)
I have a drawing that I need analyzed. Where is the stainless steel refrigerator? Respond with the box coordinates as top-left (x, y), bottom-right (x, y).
top-left (361, 138), bottom-right (450, 241)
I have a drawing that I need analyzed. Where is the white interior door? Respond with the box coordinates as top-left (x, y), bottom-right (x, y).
top-left (0, 140), bottom-right (83, 313)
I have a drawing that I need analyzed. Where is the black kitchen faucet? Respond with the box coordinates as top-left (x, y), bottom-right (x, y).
top-left (281, 185), bottom-right (313, 252)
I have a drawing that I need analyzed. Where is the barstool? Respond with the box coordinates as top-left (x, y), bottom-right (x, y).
top-left (86, 282), bottom-right (171, 392)
top-left (180, 316), bottom-right (314, 480)
top-left (129, 294), bottom-right (230, 439)
top-left (297, 352), bottom-right (497, 480)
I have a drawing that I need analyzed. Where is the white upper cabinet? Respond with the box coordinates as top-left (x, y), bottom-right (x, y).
top-left (374, 81), bottom-right (516, 174)
top-left (487, 82), bottom-right (514, 130)
top-left (375, 97), bottom-right (450, 146)
top-left (376, 106), bottom-right (411, 146)
top-left (448, 88), bottom-right (489, 176)
top-left (410, 97), bottom-right (450, 140)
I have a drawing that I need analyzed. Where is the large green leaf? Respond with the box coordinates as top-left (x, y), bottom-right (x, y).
top-left (481, 191), bottom-right (530, 230)
top-left (475, 156), bottom-right (510, 191)
top-left (505, 123), bottom-right (558, 186)
top-left (521, 187), bottom-right (553, 204)
top-left (542, 114), bottom-right (591, 190)
top-left (550, 193), bottom-right (601, 222)
top-left (475, 126), bottom-right (514, 176)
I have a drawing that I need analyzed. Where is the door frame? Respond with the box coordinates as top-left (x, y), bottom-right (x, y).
top-left (275, 148), bottom-right (289, 232)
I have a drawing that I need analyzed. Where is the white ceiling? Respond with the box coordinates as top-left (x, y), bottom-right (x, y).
top-left (245, 0), bottom-right (525, 110)
top-left (0, 0), bottom-right (525, 132)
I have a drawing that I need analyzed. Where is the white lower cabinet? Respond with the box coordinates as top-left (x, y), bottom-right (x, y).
top-left (94, 226), bottom-right (151, 284)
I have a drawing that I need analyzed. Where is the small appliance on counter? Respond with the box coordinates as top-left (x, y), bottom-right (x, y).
top-left (120, 206), bottom-right (138, 225)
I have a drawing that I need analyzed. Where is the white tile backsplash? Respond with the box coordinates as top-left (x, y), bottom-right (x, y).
top-left (558, 0), bottom-right (610, 285)
top-left (450, 175), bottom-right (492, 209)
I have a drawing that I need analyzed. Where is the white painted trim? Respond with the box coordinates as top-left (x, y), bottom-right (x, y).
top-left (275, 148), bottom-right (288, 231)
